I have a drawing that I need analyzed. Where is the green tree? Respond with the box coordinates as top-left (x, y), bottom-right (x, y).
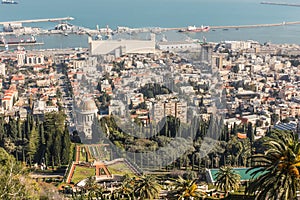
top-left (0, 147), bottom-right (40, 199)
top-left (134, 175), bottom-right (161, 200)
top-left (61, 124), bottom-right (71, 165)
top-left (27, 125), bottom-right (39, 164)
top-left (170, 176), bottom-right (205, 199)
top-left (246, 122), bottom-right (254, 143)
top-left (0, 116), bottom-right (5, 140)
top-left (56, 88), bottom-right (62, 99)
top-left (83, 176), bottom-right (105, 200)
top-left (215, 166), bottom-right (241, 196)
top-left (43, 112), bottom-right (66, 166)
top-left (17, 117), bottom-right (22, 139)
top-left (247, 130), bottom-right (300, 200)
top-left (53, 130), bottom-right (62, 166)
top-left (226, 136), bottom-right (243, 166)
top-left (7, 118), bottom-right (18, 140)
top-left (113, 174), bottom-right (135, 199)
top-left (271, 113), bottom-right (279, 125)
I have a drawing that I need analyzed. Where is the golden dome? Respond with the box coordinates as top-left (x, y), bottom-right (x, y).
top-left (79, 98), bottom-right (97, 112)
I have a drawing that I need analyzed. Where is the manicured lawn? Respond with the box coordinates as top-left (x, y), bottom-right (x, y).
top-left (107, 162), bottom-right (135, 176)
top-left (77, 145), bottom-right (110, 162)
top-left (71, 166), bottom-right (95, 184)
top-left (78, 147), bottom-right (89, 162)
top-left (87, 145), bottom-right (110, 161)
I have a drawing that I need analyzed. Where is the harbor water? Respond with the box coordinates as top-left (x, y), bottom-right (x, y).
top-left (1, 0), bottom-right (300, 49)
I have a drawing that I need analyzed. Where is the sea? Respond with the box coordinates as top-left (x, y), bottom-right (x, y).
top-left (1, 0), bottom-right (300, 49)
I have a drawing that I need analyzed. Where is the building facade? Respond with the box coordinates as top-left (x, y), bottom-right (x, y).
top-left (89, 35), bottom-right (156, 56)
top-left (75, 98), bottom-right (98, 139)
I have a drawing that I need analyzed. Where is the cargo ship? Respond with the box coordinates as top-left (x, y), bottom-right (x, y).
top-left (0, 36), bottom-right (36, 45)
top-left (2, 0), bottom-right (18, 4)
top-left (179, 25), bottom-right (210, 33)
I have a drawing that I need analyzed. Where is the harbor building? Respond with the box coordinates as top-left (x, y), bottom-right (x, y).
top-left (88, 34), bottom-right (156, 56)
top-left (157, 41), bottom-right (201, 51)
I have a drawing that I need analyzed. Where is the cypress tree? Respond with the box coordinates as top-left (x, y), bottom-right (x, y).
top-left (61, 124), bottom-right (71, 165)
top-left (34, 122), bottom-right (46, 164)
top-left (53, 130), bottom-right (62, 166)
top-left (39, 122), bottom-right (45, 145)
top-left (25, 114), bottom-right (31, 139)
top-left (17, 118), bottom-right (22, 139)
top-left (27, 124), bottom-right (39, 163)
top-left (0, 116), bottom-right (5, 140)
top-left (247, 122), bottom-right (254, 143)
top-left (8, 118), bottom-right (18, 140)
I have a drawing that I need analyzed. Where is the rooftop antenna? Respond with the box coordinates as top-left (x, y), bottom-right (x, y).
top-left (106, 25), bottom-right (109, 36)
top-left (161, 34), bottom-right (167, 42)
top-left (106, 25), bottom-right (112, 40)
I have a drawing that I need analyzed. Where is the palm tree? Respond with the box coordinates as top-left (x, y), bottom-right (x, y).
top-left (246, 130), bottom-right (300, 200)
top-left (133, 175), bottom-right (161, 200)
top-left (215, 166), bottom-right (241, 196)
top-left (84, 176), bottom-right (105, 200)
top-left (113, 175), bottom-right (135, 199)
top-left (239, 138), bottom-right (252, 167)
top-left (170, 176), bottom-right (206, 199)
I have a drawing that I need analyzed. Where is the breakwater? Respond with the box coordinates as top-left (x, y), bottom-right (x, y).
top-left (261, 1), bottom-right (300, 7)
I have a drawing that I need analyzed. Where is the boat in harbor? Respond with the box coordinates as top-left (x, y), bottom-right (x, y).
top-left (0, 36), bottom-right (36, 45)
top-left (179, 25), bottom-right (210, 33)
top-left (1, 0), bottom-right (18, 4)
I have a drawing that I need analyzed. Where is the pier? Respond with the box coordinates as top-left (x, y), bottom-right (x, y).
top-left (164, 20), bottom-right (300, 32)
top-left (124, 20), bottom-right (300, 33)
top-left (0, 17), bottom-right (300, 39)
top-left (261, 1), bottom-right (300, 7)
top-left (209, 21), bottom-right (300, 30)
top-left (0, 17), bottom-right (74, 26)
top-left (0, 42), bottom-right (44, 47)
top-left (0, 17), bottom-right (74, 25)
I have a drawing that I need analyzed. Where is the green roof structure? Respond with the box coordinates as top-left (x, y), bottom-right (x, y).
top-left (206, 168), bottom-right (264, 183)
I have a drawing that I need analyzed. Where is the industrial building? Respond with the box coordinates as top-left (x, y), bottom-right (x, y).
top-left (88, 34), bottom-right (156, 56)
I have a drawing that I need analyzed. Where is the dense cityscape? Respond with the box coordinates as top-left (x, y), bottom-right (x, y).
top-left (1, 1), bottom-right (300, 199)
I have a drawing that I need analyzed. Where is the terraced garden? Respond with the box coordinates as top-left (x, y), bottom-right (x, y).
top-left (71, 165), bottom-right (95, 184)
top-left (107, 162), bottom-right (135, 177)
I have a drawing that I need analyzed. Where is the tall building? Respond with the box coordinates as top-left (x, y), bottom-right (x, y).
top-left (0, 63), bottom-right (5, 76)
top-left (200, 44), bottom-right (213, 65)
top-left (152, 100), bottom-right (187, 123)
top-left (212, 54), bottom-right (224, 69)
